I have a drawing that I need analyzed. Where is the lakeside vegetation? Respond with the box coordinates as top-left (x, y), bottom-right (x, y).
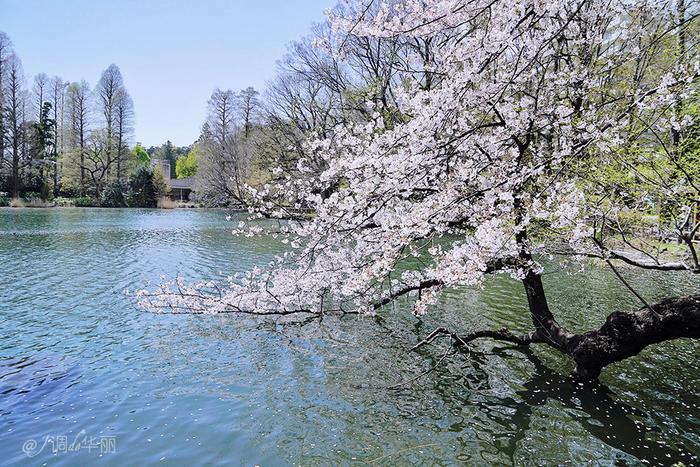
top-left (1, 0), bottom-right (698, 386)
top-left (1, 0), bottom-right (700, 464)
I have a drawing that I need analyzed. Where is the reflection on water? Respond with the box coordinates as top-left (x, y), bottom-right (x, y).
top-left (0, 355), bottom-right (80, 417)
top-left (485, 347), bottom-right (696, 465)
top-left (0, 207), bottom-right (699, 466)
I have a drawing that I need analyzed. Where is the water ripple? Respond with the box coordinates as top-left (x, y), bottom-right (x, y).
top-left (0, 207), bottom-right (698, 466)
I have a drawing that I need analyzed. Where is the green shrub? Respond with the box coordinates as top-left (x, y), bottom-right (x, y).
top-left (21, 191), bottom-right (42, 202)
top-left (0, 196), bottom-right (9, 207)
top-left (74, 197), bottom-right (99, 207)
top-left (100, 181), bottom-right (128, 207)
top-left (54, 197), bottom-right (77, 207)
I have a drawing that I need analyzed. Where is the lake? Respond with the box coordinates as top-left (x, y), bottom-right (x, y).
top-left (1, 207), bottom-right (699, 466)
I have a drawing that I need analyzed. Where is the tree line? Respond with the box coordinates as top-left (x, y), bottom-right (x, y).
top-left (190, 12), bottom-right (447, 206)
top-left (0, 32), bottom-right (172, 207)
top-left (0, 9), bottom-right (469, 209)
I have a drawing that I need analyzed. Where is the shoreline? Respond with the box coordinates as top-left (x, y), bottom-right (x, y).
top-left (0, 205), bottom-right (230, 211)
top-left (0, 204), bottom-right (235, 211)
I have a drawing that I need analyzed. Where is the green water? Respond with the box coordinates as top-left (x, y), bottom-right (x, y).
top-left (0, 207), bottom-right (698, 466)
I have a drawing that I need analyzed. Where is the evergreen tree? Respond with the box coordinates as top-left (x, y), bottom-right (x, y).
top-left (126, 165), bottom-right (158, 208)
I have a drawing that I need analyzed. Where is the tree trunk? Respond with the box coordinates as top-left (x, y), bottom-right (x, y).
top-left (521, 271), bottom-right (575, 351)
top-left (11, 139), bottom-right (20, 199)
top-left (80, 137), bottom-right (85, 197)
top-left (117, 129), bottom-right (122, 182)
top-left (448, 278), bottom-right (700, 381)
top-left (53, 155), bottom-right (59, 197)
top-left (566, 295), bottom-right (700, 379)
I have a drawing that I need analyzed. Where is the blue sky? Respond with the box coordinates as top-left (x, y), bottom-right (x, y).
top-left (1, 0), bottom-right (334, 147)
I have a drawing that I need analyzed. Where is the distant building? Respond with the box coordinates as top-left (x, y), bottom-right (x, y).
top-left (169, 177), bottom-right (194, 201)
top-left (151, 159), bottom-right (193, 201)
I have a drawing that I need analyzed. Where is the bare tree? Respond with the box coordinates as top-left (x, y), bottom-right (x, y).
top-left (0, 32), bottom-right (13, 178)
top-left (49, 76), bottom-right (67, 195)
top-left (66, 81), bottom-right (91, 195)
top-left (261, 44), bottom-right (345, 188)
top-left (5, 54), bottom-right (26, 198)
top-left (95, 64), bottom-right (124, 180)
top-left (237, 87), bottom-right (261, 138)
top-left (81, 129), bottom-right (115, 198)
top-left (32, 73), bottom-right (49, 123)
top-left (114, 87), bottom-right (133, 180)
top-left (195, 89), bottom-right (247, 204)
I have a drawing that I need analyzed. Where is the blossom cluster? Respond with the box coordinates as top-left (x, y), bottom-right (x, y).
top-left (138, 0), bottom-right (698, 316)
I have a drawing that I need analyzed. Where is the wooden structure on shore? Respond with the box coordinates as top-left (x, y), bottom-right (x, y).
top-left (151, 159), bottom-right (194, 202)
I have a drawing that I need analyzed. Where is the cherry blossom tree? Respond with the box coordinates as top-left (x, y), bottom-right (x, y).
top-left (139, 0), bottom-right (699, 381)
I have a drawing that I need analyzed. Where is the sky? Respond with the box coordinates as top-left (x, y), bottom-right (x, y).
top-left (1, 0), bottom-right (334, 147)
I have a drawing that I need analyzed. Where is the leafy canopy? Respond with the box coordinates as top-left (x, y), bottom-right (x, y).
top-left (175, 149), bottom-right (198, 179)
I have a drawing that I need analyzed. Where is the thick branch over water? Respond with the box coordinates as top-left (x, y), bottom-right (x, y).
top-left (417, 291), bottom-right (700, 381)
top-left (567, 294), bottom-right (700, 379)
